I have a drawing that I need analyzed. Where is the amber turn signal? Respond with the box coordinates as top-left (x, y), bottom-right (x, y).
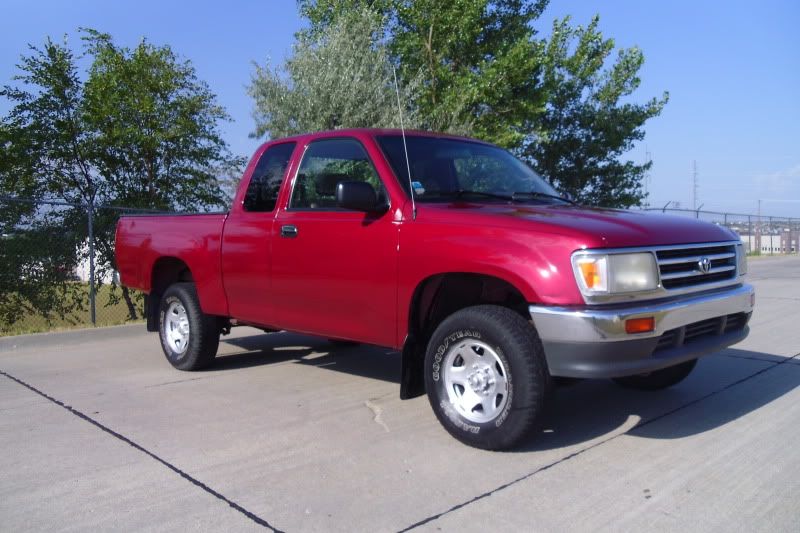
top-left (576, 258), bottom-right (607, 291)
top-left (625, 317), bottom-right (655, 334)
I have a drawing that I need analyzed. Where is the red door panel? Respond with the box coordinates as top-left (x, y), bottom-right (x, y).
top-left (270, 210), bottom-right (399, 346)
top-left (221, 141), bottom-right (297, 326)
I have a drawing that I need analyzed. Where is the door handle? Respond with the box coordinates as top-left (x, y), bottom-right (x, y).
top-left (280, 224), bottom-right (298, 238)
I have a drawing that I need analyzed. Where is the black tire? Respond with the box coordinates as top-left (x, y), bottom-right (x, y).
top-left (424, 305), bottom-right (551, 450)
top-left (612, 359), bottom-right (697, 390)
top-left (158, 283), bottom-right (220, 371)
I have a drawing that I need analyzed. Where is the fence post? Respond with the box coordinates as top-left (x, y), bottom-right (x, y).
top-left (769, 217), bottom-right (773, 255)
top-left (87, 196), bottom-right (96, 326)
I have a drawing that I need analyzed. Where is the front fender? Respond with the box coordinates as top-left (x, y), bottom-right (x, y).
top-left (396, 221), bottom-right (586, 348)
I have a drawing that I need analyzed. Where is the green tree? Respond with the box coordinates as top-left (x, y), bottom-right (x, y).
top-left (300, 0), bottom-right (547, 148)
top-left (249, 6), bottom-right (435, 139)
top-left (297, 1), bottom-right (668, 207)
top-left (0, 29), bottom-right (240, 323)
top-left (389, 0), bottom-right (548, 148)
top-left (522, 16), bottom-right (668, 207)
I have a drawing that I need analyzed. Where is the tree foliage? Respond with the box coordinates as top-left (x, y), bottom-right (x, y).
top-left (521, 16), bottom-right (668, 207)
top-left (249, 7), bottom-right (431, 139)
top-left (0, 208), bottom-right (86, 329)
top-left (0, 29), bottom-right (239, 323)
top-left (297, 0), bottom-right (546, 146)
top-left (292, 0), bottom-right (667, 207)
top-left (389, 0), bottom-right (548, 149)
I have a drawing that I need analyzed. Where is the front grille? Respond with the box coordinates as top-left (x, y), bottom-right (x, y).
top-left (655, 329), bottom-right (679, 351)
top-left (684, 317), bottom-right (721, 341)
top-left (654, 312), bottom-right (751, 353)
top-left (656, 244), bottom-right (738, 290)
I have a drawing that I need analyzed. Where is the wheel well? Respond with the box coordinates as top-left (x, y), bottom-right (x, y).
top-left (145, 257), bottom-right (194, 331)
top-left (410, 273), bottom-right (529, 340)
top-left (400, 273), bottom-right (529, 399)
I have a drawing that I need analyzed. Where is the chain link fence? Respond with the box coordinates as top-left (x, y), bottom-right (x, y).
top-left (0, 196), bottom-right (173, 337)
top-left (641, 207), bottom-right (800, 255)
top-left (1, 197), bottom-right (797, 337)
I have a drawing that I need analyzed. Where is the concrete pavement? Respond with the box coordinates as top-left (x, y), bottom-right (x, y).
top-left (1, 256), bottom-right (798, 532)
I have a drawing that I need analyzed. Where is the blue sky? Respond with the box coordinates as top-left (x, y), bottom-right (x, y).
top-left (1, 0), bottom-right (798, 216)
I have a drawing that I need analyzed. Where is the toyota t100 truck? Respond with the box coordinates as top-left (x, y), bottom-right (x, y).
top-left (115, 129), bottom-right (754, 450)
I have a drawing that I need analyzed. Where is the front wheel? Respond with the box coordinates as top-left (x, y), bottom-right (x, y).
top-left (612, 359), bottom-right (697, 390)
top-left (158, 283), bottom-right (220, 371)
top-left (424, 305), bottom-right (551, 450)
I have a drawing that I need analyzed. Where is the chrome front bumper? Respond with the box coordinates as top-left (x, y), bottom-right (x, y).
top-left (528, 284), bottom-right (755, 378)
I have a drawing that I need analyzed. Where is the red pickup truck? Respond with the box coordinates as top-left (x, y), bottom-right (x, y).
top-left (116, 129), bottom-right (754, 450)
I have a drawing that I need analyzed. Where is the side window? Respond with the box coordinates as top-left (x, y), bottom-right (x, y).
top-left (290, 138), bottom-right (385, 209)
top-left (243, 142), bottom-right (296, 212)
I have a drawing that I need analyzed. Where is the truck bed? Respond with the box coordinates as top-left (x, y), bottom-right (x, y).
top-left (115, 213), bottom-right (230, 316)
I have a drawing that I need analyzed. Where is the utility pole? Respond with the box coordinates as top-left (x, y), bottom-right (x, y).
top-left (692, 160), bottom-right (698, 211)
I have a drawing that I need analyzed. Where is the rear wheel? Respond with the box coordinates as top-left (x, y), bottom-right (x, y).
top-left (424, 305), bottom-right (551, 450)
top-left (612, 359), bottom-right (697, 390)
top-left (158, 283), bottom-right (220, 370)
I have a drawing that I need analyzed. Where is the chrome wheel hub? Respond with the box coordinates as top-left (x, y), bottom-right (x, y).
top-left (442, 339), bottom-right (509, 424)
top-left (165, 302), bottom-right (190, 354)
top-left (467, 366), bottom-right (496, 395)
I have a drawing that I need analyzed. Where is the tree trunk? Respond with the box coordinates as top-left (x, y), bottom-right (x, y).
top-left (121, 285), bottom-right (139, 321)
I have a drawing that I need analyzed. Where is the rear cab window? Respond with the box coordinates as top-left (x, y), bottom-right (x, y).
top-left (243, 142), bottom-right (297, 212)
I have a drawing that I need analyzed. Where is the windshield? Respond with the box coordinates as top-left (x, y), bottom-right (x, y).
top-left (376, 135), bottom-right (561, 203)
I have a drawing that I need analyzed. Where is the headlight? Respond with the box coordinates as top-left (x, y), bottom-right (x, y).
top-left (736, 243), bottom-right (748, 276)
top-left (572, 252), bottom-right (659, 296)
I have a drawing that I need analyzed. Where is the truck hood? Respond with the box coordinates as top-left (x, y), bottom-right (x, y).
top-left (421, 203), bottom-right (739, 248)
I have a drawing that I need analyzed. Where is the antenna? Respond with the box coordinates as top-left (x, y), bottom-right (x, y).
top-left (391, 66), bottom-right (416, 221)
top-left (643, 146), bottom-right (652, 207)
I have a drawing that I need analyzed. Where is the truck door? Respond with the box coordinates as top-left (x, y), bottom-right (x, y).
top-left (270, 137), bottom-right (398, 346)
top-left (221, 141), bottom-right (297, 326)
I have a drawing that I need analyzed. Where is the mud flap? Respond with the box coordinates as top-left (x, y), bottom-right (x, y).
top-left (145, 294), bottom-right (160, 332)
top-left (400, 337), bottom-right (426, 399)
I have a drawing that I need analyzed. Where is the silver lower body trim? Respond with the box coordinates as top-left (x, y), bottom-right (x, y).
top-left (529, 284), bottom-right (754, 344)
top-left (528, 284), bottom-right (754, 378)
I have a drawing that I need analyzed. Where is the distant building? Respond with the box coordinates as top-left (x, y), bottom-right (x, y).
top-left (73, 241), bottom-right (116, 283)
top-left (739, 230), bottom-right (798, 254)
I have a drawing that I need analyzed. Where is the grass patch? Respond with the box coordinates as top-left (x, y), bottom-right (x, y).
top-left (1, 283), bottom-right (144, 337)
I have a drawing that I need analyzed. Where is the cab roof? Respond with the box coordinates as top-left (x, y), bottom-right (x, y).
top-left (259, 128), bottom-right (493, 147)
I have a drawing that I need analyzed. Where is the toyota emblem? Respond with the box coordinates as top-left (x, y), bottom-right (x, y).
top-left (698, 257), bottom-right (711, 274)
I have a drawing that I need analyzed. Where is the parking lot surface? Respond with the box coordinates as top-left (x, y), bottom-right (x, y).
top-left (1, 256), bottom-right (798, 532)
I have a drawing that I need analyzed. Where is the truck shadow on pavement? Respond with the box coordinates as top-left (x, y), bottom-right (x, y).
top-left (516, 348), bottom-right (799, 452)
top-left (214, 331), bottom-right (402, 384)
top-left (215, 333), bottom-right (798, 452)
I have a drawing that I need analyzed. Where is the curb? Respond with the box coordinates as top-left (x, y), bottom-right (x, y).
top-left (0, 323), bottom-right (149, 353)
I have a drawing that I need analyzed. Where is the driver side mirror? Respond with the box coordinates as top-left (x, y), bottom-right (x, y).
top-left (336, 181), bottom-right (386, 212)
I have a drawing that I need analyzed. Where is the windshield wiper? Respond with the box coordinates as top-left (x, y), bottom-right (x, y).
top-left (436, 189), bottom-right (578, 205)
top-left (511, 191), bottom-right (578, 205)
top-left (439, 190), bottom-right (514, 201)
